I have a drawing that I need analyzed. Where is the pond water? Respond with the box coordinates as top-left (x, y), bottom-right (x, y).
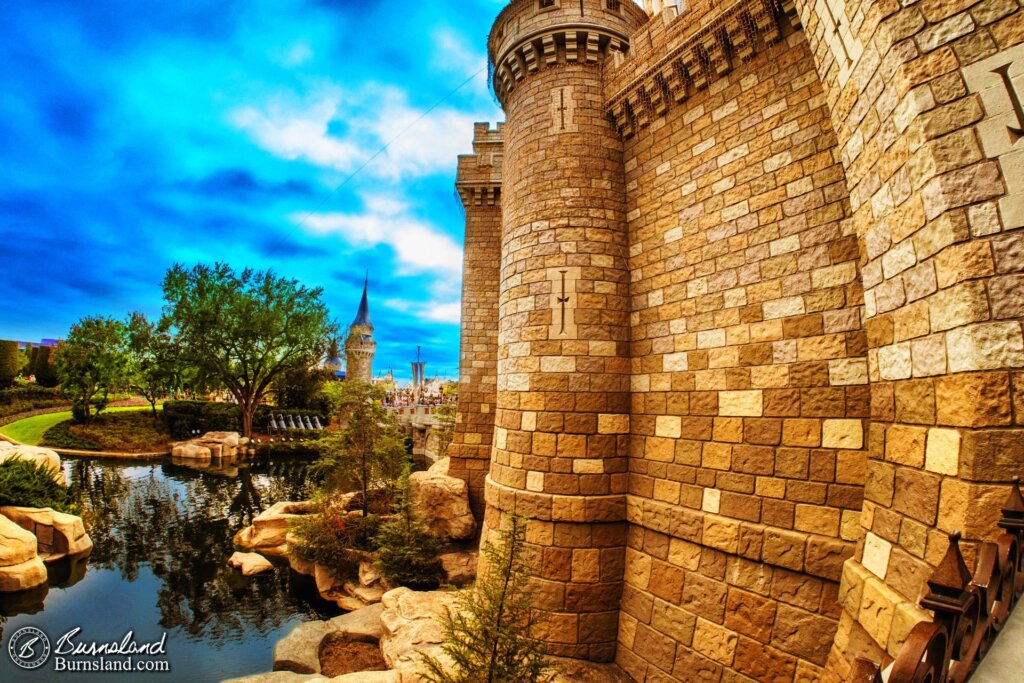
top-left (0, 453), bottom-right (339, 683)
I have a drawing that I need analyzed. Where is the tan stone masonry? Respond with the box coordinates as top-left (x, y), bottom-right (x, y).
top-left (449, 0), bottom-right (1024, 680)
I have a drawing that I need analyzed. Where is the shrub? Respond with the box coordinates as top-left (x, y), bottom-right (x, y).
top-left (422, 516), bottom-right (554, 683)
top-left (255, 439), bottom-right (323, 459)
top-left (289, 496), bottom-right (382, 577)
top-left (71, 397), bottom-right (108, 424)
top-left (0, 341), bottom-right (20, 388)
top-left (42, 413), bottom-right (170, 452)
top-left (0, 384), bottom-right (65, 420)
top-left (162, 400), bottom-right (241, 439)
top-left (0, 458), bottom-right (80, 514)
top-left (376, 468), bottom-right (443, 590)
top-left (33, 346), bottom-right (59, 388)
top-left (40, 420), bottom-right (102, 451)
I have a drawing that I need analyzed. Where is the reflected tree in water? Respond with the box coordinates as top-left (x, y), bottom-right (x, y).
top-left (64, 457), bottom-right (333, 644)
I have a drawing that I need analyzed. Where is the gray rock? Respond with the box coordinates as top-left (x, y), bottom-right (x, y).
top-left (223, 672), bottom-right (326, 683)
top-left (328, 603), bottom-right (385, 642)
top-left (273, 620), bottom-right (336, 674)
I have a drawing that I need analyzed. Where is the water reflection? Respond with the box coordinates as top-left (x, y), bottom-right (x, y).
top-left (0, 453), bottom-right (338, 682)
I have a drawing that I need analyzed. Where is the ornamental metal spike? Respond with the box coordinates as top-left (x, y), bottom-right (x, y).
top-left (1000, 476), bottom-right (1024, 533)
top-left (926, 531), bottom-right (973, 598)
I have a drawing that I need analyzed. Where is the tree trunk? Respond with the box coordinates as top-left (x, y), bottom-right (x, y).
top-left (242, 404), bottom-right (254, 440)
top-left (361, 453), bottom-right (368, 517)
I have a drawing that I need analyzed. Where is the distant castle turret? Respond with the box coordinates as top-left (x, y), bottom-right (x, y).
top-left (344, 276), bottom-right (375, 382)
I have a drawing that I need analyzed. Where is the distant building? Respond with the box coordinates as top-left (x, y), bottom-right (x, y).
top-left (16, 338), bottom-right (59, 350)
top-left (344, 276), bottom-right (375, 383)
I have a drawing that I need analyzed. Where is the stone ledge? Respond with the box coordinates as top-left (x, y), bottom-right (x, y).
top-left (484, 475), bottom-right (626, 523)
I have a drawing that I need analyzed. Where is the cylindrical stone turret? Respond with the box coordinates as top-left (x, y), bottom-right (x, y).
top-left (483, 0), bottom-right (647, 662)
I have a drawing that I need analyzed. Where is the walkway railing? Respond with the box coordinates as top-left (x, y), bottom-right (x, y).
top-left (848, 477), bottom-right (1024, 683)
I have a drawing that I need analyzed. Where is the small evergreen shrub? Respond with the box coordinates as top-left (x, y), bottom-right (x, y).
top-left (376, 468), bottom-right (443, 590)
top-left (162, 400), bottom-right (242, 439)
top-left (0, 458), bottom-right (80, 514)
top-left (289, 496), bottom-right (382, 577)
top-left (422, 516), bottom-right (554, 683)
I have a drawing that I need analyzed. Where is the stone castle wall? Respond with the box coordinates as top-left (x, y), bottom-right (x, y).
top-left (451, 123), bottom-right (505, 515)
top-left (612, 16), bottom-right (865, 679)
top-left (452, 0), bottom-right (1024, 680)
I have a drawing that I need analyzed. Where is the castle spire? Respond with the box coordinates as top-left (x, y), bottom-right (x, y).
top-left (352, 272), bottom-right (372, 328)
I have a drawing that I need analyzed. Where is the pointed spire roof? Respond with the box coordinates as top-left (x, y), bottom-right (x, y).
top-left (352, 273), bottom-right (372, 328)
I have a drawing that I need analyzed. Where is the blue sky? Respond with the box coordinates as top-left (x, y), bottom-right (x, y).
top-left (0, 0), bottom-right (510, 380)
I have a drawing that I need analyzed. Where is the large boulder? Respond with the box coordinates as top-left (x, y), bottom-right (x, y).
top-left (274, 620), bottom-right (337, 674)
top-left (379, 587), bottom-right (458, 679)
top-left (439, 551), bottom-right (477, 587)
top-left (329, 603), bottom-right (385, 641)
top-left (0, 506), bottom-right (93, 560)
top-left (408, 470), bottom-right (475, 541)
top-left (170, 442), bottom-right (212, 460)
top-left (0, 442), bottom-right (65, 484)
top-left (224, 673), bottom-right (327, 683)
top-left (0, 514), bottom-right (47, 592)
top-left (234, 501), bottom-right (311, 556)
top-left (228, 551), bottom-right (273, 576)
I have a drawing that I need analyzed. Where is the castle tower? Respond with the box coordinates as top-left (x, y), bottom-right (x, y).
top-left (484, 0), bottom-right (647, 662)
top-left (451, 122), bottom-right (504, 516)
top-left (345, 276), bottom-right (375, 383)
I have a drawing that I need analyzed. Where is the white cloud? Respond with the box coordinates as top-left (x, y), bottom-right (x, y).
top-left (229, 89), bottom-right (362, 170)
top-left (383, 298), bottom-right (461, 325)
top-left (295, 194), bottom-right (464, 275)
top-left (229, 84), bottom-right (476, 181)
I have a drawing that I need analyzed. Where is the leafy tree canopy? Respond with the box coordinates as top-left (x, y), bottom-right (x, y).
top-left (55, 316), bottom-right (129, 424)
top-left (161, 263), bottom-right (337, 438)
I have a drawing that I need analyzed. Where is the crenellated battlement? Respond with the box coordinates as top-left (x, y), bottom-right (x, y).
top-left (488, 0), bottom-right (648, 107)
top-left (455, 122), bottom-right (504, 207)
top-left (603, 0), bottom-right (801, 138)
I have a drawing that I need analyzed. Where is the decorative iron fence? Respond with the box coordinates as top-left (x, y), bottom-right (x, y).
top-left (849, 477), bottom-right (1024, 683)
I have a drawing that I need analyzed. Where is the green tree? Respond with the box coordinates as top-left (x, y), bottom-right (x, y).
top-left (422, 516), bottom-right (554, 683)
top-left (0, 340), bottom-right (21, 388)
top-left (19, 343), bottom-right (33, 377)
top-left (33, 345), bottom-right (59, 387)
top-left (433, 402), bottom-right (457, 459)
top-left (125, 312), bottom-right (178, 419)
top-left (160, 263), bottom-right (336, 438)
top-left (316, 380), bottom-right (407, 516)
top-left (272, 364), bottom-right (333, 411)
top-left (55, 317), bottom-right (129, 424)
top-left (376, 465), bottom-right (443, 590)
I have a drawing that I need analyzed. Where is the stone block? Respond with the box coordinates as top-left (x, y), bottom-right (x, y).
top-left (822, 419), bottom-right (863, 449)
top-left (924, 427), bottom-right (960, 475)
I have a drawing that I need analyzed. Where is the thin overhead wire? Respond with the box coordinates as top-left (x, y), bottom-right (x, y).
top-left (291, 64), bottom-right (489, 230)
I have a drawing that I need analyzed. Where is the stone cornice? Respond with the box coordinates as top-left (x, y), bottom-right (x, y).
top-left (456, 185), bottom-right (502, 208)
top-left (492, 25), bottom-right (631, 107)
top-left (605, 0), bottom-right (801, 139)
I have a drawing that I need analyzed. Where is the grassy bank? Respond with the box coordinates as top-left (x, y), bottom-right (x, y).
top-left (0, 406), bottom-right (154, 446)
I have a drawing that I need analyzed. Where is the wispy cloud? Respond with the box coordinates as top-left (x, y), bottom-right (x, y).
top-left (295, 194), bottom-right (464, 275)
top-left (229, 84), bottom-right (476, 181)
top-left (384, 298), bottom-right (461, 325)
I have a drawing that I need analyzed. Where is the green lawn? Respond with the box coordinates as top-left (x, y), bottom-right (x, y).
top-left (0, 406), bottom-right (153, 446)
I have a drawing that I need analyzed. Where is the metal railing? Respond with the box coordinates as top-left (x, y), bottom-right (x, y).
top-left (849, 477), bottom-right (1024, 683)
